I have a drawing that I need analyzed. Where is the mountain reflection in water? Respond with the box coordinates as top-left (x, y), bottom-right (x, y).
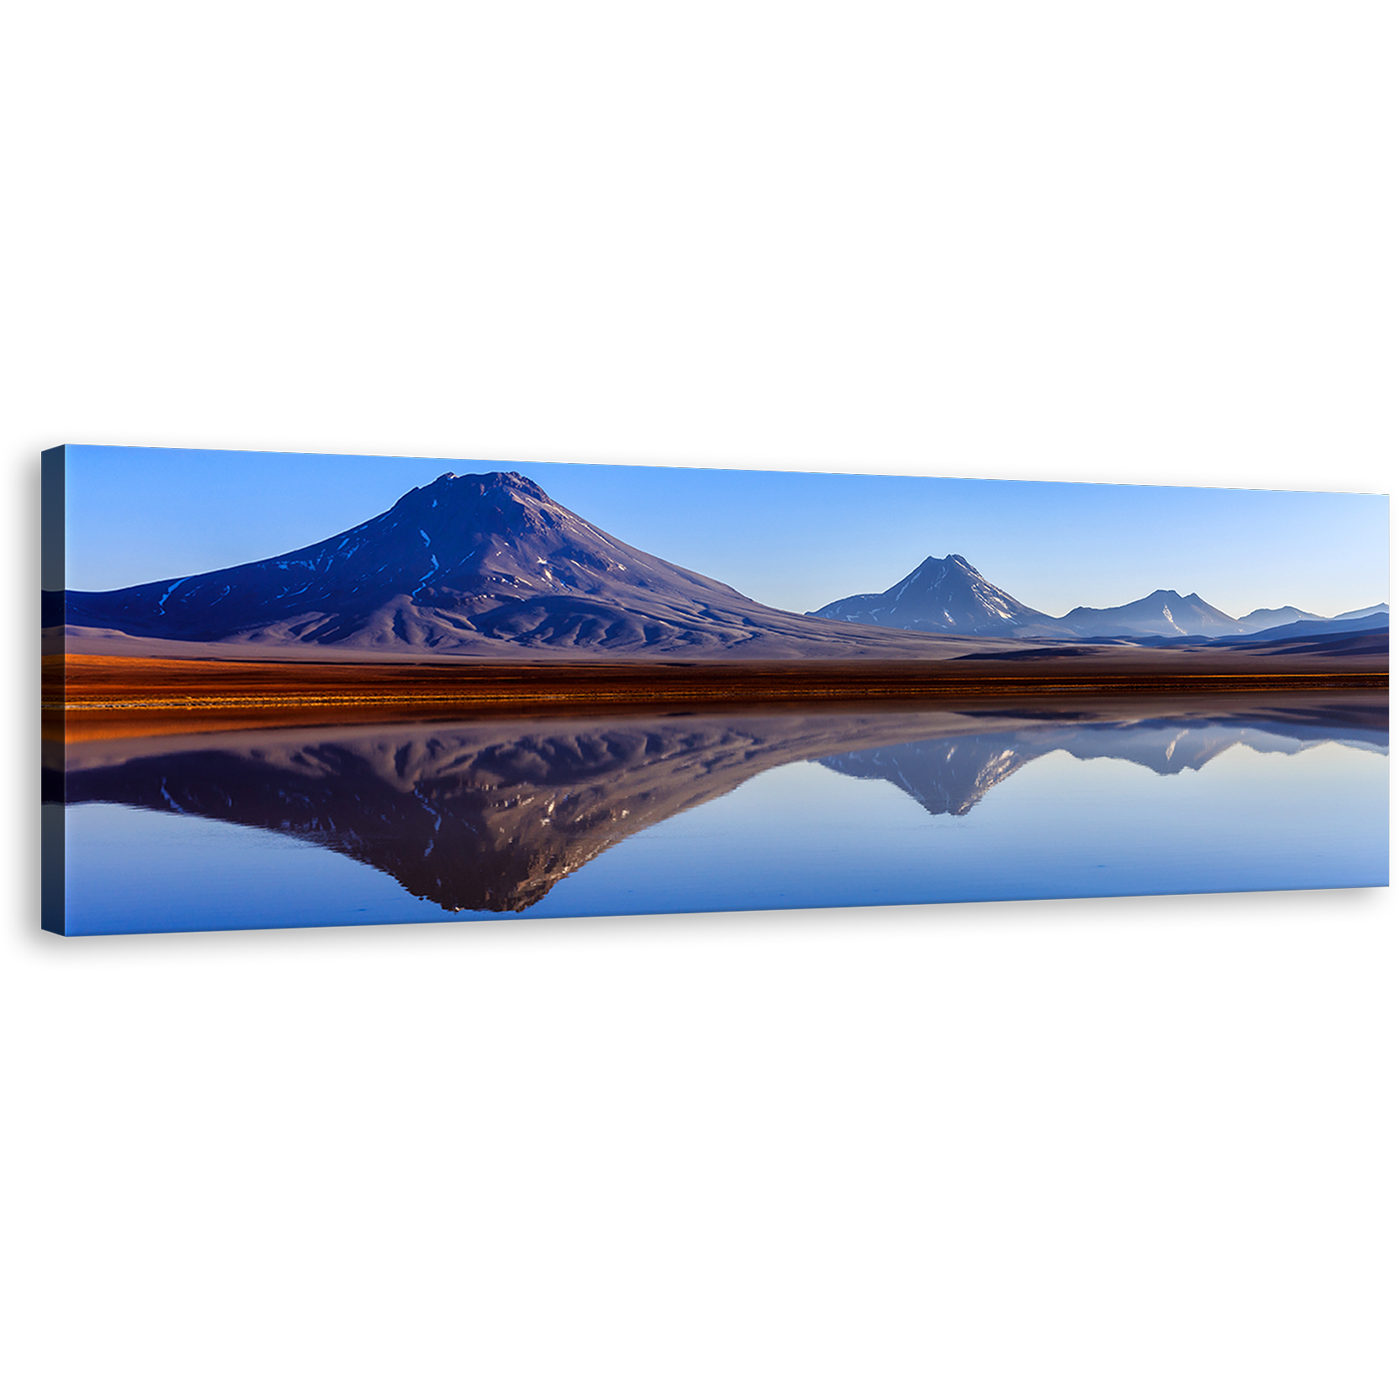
top-left (55, 692), bottom-right (1387, 916)
top-left (817, 710), bottom-right (1386, 816)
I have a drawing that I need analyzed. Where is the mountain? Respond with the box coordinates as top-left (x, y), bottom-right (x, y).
top-left (1058, 589), bottom-right (1240, 638)
top-left (52, 469), bottom-right (1389, 659)
top-left (807, 554), bottom-right (1066, 637)
top-left (1209, 615), bottom-right (1389, 645)
top-left (1234, 605), bottom-right (1324, 631)
top-left (1331, 604), bottom-right (1389, 622)
top-left (56, 471), bottom-right (998, 661)
top-left (806, 557), bottom-right (1383, 644)
top-left (808, 562), bottom-right (1354, 643)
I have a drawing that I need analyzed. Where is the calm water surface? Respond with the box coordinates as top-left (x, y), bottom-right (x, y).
top-left (49, 692), bottom-right (1389, 934)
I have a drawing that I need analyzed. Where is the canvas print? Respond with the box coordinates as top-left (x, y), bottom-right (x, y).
top-left (41, 446), bottom-right (1389, 935)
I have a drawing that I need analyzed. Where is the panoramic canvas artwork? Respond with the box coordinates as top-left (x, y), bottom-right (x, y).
top-left (42, 446), bottom-right (1389, 935)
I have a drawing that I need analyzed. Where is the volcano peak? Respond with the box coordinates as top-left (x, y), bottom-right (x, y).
top-left (810, 552), bottom-right (1061, 637)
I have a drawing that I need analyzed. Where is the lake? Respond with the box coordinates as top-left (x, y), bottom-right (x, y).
top-left (47, 690), bottom-right (1389, 934)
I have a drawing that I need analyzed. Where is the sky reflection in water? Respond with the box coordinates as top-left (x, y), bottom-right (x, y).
top-left (53, 694), bottom-right (1389, 934)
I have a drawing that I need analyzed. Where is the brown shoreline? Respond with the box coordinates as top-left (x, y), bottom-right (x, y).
top-left (45, 652), bottom-right (1388, 743)
top-left (47, 654), bottom-right (1390, 698)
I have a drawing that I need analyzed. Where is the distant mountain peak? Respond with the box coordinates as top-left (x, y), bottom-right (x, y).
top-left (810, 552), bottom-right (1065, 638)
top-left (1060, 588), bottom-right (1239, 637)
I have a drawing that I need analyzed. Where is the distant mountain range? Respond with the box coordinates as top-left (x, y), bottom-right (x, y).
top-left (810, 554), bottom-right (1387, 641)
top-left (49, 470), bottom-right (1387, 656)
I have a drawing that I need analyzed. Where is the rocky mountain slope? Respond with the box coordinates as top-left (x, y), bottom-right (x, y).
top-left (56, 472), bottom-right (997, 661)
top-left (807, 554), bottom-right (1065, 637)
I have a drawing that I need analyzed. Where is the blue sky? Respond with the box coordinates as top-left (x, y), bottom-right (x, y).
top-left (55, 445), bottom-right (1389, 619)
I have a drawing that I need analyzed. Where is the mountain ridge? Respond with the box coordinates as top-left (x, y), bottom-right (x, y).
top-left (811, 563), bottom-right (1387, 641)
top-left (55, 472), bottom-right (1005, 661)
top-left (52, 470), bottom-right (1388, 656)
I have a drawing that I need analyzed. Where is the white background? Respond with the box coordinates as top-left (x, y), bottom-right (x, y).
top-left (5, 946), bottom-right (1394, 1394)
top-left (5, 2), bottom-right (1394, 462)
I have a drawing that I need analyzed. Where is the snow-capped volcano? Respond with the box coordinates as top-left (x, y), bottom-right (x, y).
top-left (808, 554), bottom-right (1066, 638)
top-left (58, 471), bottom-right (1002, 659)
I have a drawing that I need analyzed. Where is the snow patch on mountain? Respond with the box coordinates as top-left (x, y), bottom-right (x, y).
top-left (155, 578), bottom-right (188, 615)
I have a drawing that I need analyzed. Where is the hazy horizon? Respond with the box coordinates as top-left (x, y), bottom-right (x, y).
top-left (53, 445), bottom-right (1389, 620)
